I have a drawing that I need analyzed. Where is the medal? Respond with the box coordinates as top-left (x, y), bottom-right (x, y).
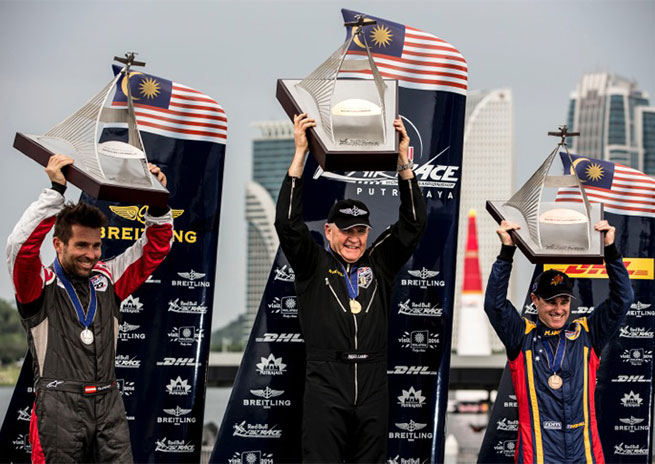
top-left (350, 299), bottom-right (362, 314)
top-left (80, 328), bottom-right (94, 345)
top-left (54, 259), bottom-right (97, 345)
top-left (548, 374), bottom-right (563, 390)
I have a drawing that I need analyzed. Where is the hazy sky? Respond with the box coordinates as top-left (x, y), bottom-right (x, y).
top-left (1, 0), bottom-right (653, 330)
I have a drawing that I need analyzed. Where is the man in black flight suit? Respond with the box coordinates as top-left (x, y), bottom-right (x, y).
top-left (275, 113), bottom-right (427, 463)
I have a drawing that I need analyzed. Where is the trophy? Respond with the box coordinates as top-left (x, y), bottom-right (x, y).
top-left (14, 53), bottom-right (169, 207)
top-left (276, 15), bottom-right (399, 171)
top-left (486, 126), bottom-right (604, 264)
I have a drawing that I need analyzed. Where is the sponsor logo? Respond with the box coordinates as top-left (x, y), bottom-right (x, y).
top-left (233, 421), bottom-right (282, 439)
top-left (388, 365), bottom-right (437, 375)
top-left (572, 306), bottom-right (594, 315)
top-left (167, 298), bottom-right (207, 315)
top-left (389, 421), bottom-right (432, 442)
top-left (397, 386), bottom-right (426, 408)
top-left (387, 456), bottom-right (424, 464)
top-left (105, 206), bottom-right (194, 244)
top-left (154, 437), bottom-right (195, 453)
top-left (12, 434), bottom-right (31, 453)
top-left (157, 406), bottom-right (196, 426)
top-left (168, 326), bottom-right (204, 346)
top-left (156, 357), bottom-right (201, 367)
top-left (116, 379), bottom-right (135, 397)
top-left (544, 259), bottom-right (654, 280)
top-left (627, 301), bottom-right (653, 318)
top-left (228, 451), bottom-right (274, 464)
top-left (120, 295), bottom-right (144, 313)
top-left (398, 330), bottom-right (439, 352)
top-left (145, 275), bottom-right (161, 284)
top-left (543, 421), bottom-right (561, 430)
top-left (620, 348), bottom-right (653, 366)
top-left (619, 326), bottom-right (654, 339)
top-left (615, 416), bottom-right (649, 433)
top-left (402, 268), bottom-right (445, 289)
top-left (172, 270), bottom-right (211, 288)
top-left (524, 304), bottom-right (538, 315)
top-left (115, 355), bottom-right (141, 368)
top-left (90, 274), bottom-right (108, 292)
top-left (567, 422), bottom-right (585, 430)
top-left (328, 268), bottom-right (344, 277)
top-left (398, 299), bottom-right (443, 317)
top-left (166, 377), bottom-right (192, 395)
top-left (614, 443), bottom-right (648, 456)
top-left (611, 375), bottom-right (651, 383)
top-left (494, 440), bottom-right (517, 457)
top-left (256, 354), bottom-right (287, 375)
top-left (504, 395), bottom-right (518, 408)
top-left (496, 418), bottom-right (519, 432)
top-left (243, 387), bottom-right (291, 409)
top-left (273, 265), bottom-right (295, 282)
top-left (621, 391), bottom-right (643, 407)
top-left (268, 296), bottom-right (298, 318)
top-left (255, 333), bottom-right (304, 343)
top-left (17, 406), bottom-right (31, 421)
top-left (357, 266), bottom-right (374, 289)
top-left (46, 380), bottom-right (64, 389)
top-left (118, 322), bottom-right (146, 341)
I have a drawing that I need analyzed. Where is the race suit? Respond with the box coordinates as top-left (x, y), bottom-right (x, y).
top-left (6, 185), bottom-right (173, 463)
top-left (274, 173), bottom-right (427, 463)
top-left (484, 244), bottom-right (633, 464)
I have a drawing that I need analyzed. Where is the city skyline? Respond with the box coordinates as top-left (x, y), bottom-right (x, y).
top-left (0, 2), bottom-right (653, 330)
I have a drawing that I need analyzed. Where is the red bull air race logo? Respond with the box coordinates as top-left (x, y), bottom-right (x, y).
top-left (313, 116), bottom-right (459, 200)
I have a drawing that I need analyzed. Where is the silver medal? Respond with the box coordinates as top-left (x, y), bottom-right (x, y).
top-left (80, 328), bottom-right (94, 345)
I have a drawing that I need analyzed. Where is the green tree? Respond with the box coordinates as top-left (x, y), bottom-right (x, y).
top-left (0, 297), bottom-right (28, 364)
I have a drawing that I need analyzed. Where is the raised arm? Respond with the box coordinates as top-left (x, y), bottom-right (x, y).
top-left (274, 114), bottom-right (320, 283)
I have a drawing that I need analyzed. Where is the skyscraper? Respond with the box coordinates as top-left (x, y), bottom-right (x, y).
top-left (453, 88), bottom-right (515, 353)
top-left (244, 121), bottom-right (294, 340)
top-left (567, 72), bottom-right (654, 173)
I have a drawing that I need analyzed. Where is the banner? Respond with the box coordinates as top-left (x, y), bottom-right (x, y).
top-left (0, 67), bottom-right (227, 463)
top-left (479, 156), bottom-right (655, 463)
top-left (211, 9), bottom-right (467, 463)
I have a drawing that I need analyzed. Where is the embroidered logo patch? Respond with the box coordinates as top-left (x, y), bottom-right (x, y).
top-left (357, 267), bottom-right (373, 289)
top-left (90, 274), bottom-right (108, 292)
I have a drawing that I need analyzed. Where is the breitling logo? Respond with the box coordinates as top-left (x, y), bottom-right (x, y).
top-left (105, 205), bottom-right (196, 244)
top-left (109, 205), bottom-right (184, 224)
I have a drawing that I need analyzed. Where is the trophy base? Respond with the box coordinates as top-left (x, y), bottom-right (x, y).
top-left (486, 200), bottom-right (605, 264)
top-left (276, 79), bottom-right (399, 172)
top-left (14, 133), bottom-right (169, 207)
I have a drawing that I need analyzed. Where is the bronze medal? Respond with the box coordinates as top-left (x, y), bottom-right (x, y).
top-left (548, 374), bottom-right (562, 390)
top-left (349, 299), bottom-right (362, 314)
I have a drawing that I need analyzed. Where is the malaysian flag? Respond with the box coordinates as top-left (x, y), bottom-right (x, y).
top-left (340, 9), bottom-right (467, 95)
top-left (556, 153), bottom-right (655, 218)
top-left (111, 66), bottom-right (227, 145)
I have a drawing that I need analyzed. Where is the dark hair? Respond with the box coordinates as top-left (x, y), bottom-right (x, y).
top-left (54, 202), bottom-right (108, 244)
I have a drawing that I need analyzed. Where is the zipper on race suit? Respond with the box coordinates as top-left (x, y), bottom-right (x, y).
top-left (365, 280), bottom-right (378, 313)
top-left (324, 278), bottom-right (347, 313)
top-left (288, 178), bottom-right (296, 219)
top-left (352, 312), bottom-right (359, 405)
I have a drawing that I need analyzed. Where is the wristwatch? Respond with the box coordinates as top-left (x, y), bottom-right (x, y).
top-left (397, 161), bottom-right (414, 172)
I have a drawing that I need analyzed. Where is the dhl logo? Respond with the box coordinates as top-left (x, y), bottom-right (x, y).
top-left (544, 259), bottom-right (653, 280)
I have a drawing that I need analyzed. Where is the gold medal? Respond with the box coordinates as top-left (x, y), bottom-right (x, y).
top-left (349, 299), bottom-right (362, 314)
top-left (548, 374), bottom-right (563, 390)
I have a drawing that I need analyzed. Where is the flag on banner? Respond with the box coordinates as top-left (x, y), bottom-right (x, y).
top-left (112, 66), bottom-right (227, 144)
top-left (341, 8), bottom-right (468, 94)
top-left (556, 153), bottom-right (655, 218)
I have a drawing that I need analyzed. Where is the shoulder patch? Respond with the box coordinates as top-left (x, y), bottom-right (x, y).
top-left (572, 317), bottom-right (590, 333)
top-left (357, 267), bottom-right (374, 289)
top-left (43, 267), bottom-right (56, 285)
top-left (90, 274), bottom-right (109, 292)
top-left (524, 318), bottom-right (536, 334)
top-left (94, 262), bottom-right (114, 282)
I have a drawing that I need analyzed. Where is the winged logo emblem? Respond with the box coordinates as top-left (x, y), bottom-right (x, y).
top-left (408, 268), bottom-right (439, 279)
top-left (395, 420), bottom-right (427, 432)
top-left (109, 205), bottom-right (184, 224)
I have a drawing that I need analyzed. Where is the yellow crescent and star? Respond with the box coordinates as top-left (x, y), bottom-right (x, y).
top-left (350, 17), bottom-right (394, 49)
top-left (121, 72), bottom-right (162, 101)
top-left (569, 157), bottom-right (605, 183)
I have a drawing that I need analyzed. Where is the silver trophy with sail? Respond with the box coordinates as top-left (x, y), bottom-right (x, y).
top-left (486, 125), bottom-right (604, 264)
top-left (14, 52), bottom-right (168, 206)
top-left (277, 15), bottom-right (399, 171)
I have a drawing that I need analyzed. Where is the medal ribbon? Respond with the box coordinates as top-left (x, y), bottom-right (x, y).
top-left (54, 259), bottom-right (97, 328)
top-left (541, 331), bottom-right (566, 374)
top-left (339, 262), bottom-right (359, 300)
